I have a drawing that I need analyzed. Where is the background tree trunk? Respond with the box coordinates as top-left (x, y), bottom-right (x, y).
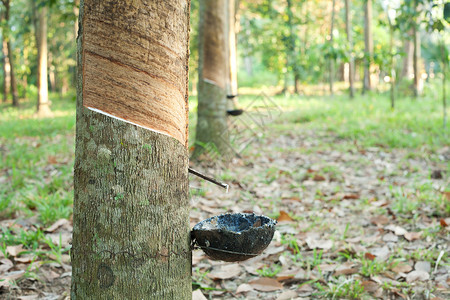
top-left (344, 0), bottom-right (354, 98)
top-left (227, 0), bottom-right (239, 107)
top-left (71, 0), bottom-right (191, 298)
top-left (34, 3), bottom-right (51, 116)
top-left (194, 0), bottom-right (231, 160)
top-left (2, 0), bottom-right (18, 106)
top-left (6, 39), bottom-right (18, 106)
top-left (363, 0), bottom-right (373, 93)
top-left (286, 0), bottom-right (300, 94)
top-left (413, 21), bottom-right (422, 97)
top-left (401, 33), bottom-right (414, 80)
top-left (2, 38), bottom-right (10, 103)
top-left (329, 0), bottom-right (336, 96)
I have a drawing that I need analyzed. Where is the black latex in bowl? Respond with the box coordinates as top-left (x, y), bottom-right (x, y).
top-left (192, 213), bottom-right (276, 262)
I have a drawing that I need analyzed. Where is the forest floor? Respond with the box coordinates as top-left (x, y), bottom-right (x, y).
top-left (0, 91), bottom-right (449, 299)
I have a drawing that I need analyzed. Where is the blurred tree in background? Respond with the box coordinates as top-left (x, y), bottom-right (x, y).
top-left (0, 0), bottom-right (447, 123)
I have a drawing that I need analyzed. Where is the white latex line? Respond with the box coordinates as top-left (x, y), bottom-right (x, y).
top-left (203, 78), bottom-right (219, 86)
top-left (87, 106), bottom-right (173, 139)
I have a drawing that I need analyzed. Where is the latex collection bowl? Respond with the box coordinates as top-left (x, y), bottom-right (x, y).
top-left (192, 213), bottom-right (276, 262)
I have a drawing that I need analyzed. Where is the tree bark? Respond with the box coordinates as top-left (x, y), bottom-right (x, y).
top-left (329, 0), bottom-right (336, 96)
top-left (194, 0), bottom-right (231, 160)
top-left (389, 25), bottom-right (395, 109)
top-left (2, 38), bottom-right (10, 103)
top-left (71, 0), bottom-right (191, 299)
top-left (412, 20), bottom-right (421, 97)
top-left (2, 0), bottom-right (18, 106)
top-left (286, 0), bottom-right (300, 95)
top-left (227, 0), bottom-right (239, 106)
top-left (33, 3), bottom-right (51, 116)
top-left (344, 0), bottom-right (355, 98)
top-left (401, 31), bottom-right (414, 79)
top-left (48, 50), bottom-right (57, 92)
top-left (363, 0), bottom-right (373, 93)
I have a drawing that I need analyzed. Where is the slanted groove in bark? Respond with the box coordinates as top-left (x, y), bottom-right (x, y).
top-left (71, 0), bottom-right (191, 299)
top-left (82, 0), bottom-right (189, 147)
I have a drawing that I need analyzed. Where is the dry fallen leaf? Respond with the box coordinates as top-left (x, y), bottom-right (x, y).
top-left (47, 156), bottom-right (58, 164)
top-left (276, 290), bottom-right (298, 300)
top-left (370, 246), bottom-right (390, 261)
top-left (362, 280), bottom-right (379, 293)
top-left (383, 233), bottom-right (398, 242)
top-left (0, 258), bottom-right (13, 273)
top-left (439, 218), bottom-right (448, 227)
top-left (17, 296), bottom-right (39, 300)
top-left (334, 262), bottom-right (359, 276)
top-left (384, 224), bottom-right (407, 236)
top-left (236, 283), bottom-right (253, 294)
top-left (443, 191), bottom-right (450, 200)
top-left (343, 193), bottom-right (360, 200)
top-left (391, 262), bottom-right (412, 274)
top-left (364, 252), bottom-right (376, 261)
top-left (334, 266), bottom-right (359, 276)
top-left (370, 215), bottom-right (389, 226)
top-left (192, 289), bottom-right (207, 300)
top-left (207, 264), bottom-right (242, 280)
top-left (6, 245), bottom-right (24, 257)
top-left (404, 231), bottom-right (422, 241)
top-left (14, 255), bottom-right (35, 264)
top-left (249, 277), bottom-right (283, 292)
top-left (414, 261), bottom-right (431, 273)
top-left (45, 218), bottom-right (70, 233)
top-left (406, 270), bottom-right (430, 283)
top-left (305, 237), bottom-right (332, 250)
top-left (0, 270), bottom-right (25, 287)
top-left (313, 174), bottom-right (326, 181)
top-left (277, 210), bottom-right (294, 222)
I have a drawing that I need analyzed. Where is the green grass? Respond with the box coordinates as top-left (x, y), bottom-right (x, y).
top-left (1, 84), bottom-right (449, 298)
top-left (0, 93), bottom-right (76, 223)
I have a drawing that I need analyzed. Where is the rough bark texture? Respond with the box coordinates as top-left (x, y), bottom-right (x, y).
top-left (71, 0), bottom-right (192, 299)
top-left (344, 0), bottom-right (354, 98)
top-left (412, 24), bottom-right (421, 96)
top-left (194, 0), bottom-right (230, 159)
top-left (329, 0), bottom-right (336, 96)
top-left (363, 0), bottom-right (373, 93)
top-left (401, 32), bottom-right (414, 79)
top-left (227, 0), bottom-right (239, 106)
top-left (227, 0), bottom-right (238, 94)
top-left (35, 4), bottom-right (51, 116)
top-left (2, 38), bottom-right (10, 103)
top-left (2, 1), bottom-right (18, 106)
top-left (6, 40), bottom-right (18, 106)
top-left (286, 0), bottom-right (300, 95)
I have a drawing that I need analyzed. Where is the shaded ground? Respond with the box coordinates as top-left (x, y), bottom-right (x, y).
top-left (0, 94), bottom-right (449, 299)
top-left (189, 126), bottom-right (449, 300)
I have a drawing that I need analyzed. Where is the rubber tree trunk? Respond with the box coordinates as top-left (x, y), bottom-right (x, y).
top-left (2, 0), bottom-right (18, 106)
top-left (401, 30), bottom-right (414, 80)
top-left (329, 0), bottom-right (336, 96)
top-left (71, 0), bottom-right (191, 299)
top-left (413, 22), bottom-right (421, 97)
top-left (2, 38), bottom-right (10, 103)
top-left (344, 0), bottom-right (354, 98)
top-left (440, 40), bottom-right (447, 128)
top-left (363, 0), bottom-right (373, 93)
top-left (227, 0), bottom-right (239, 107)
top-left (389, 25), bottom-right (395, 110)
top-left (34, 4), bottom-right (51, 116)
top-left (286, 0), bottom-right (300, 94)
top-left (194, 0), bottom-right (231, 160)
